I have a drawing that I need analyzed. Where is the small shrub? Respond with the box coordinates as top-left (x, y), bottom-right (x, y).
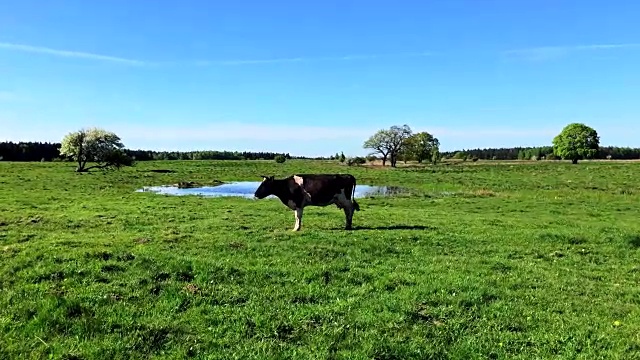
top-left (103, 150), bottom-right (135, 169)
top-left (453, 151), bottom-right (467, 160)
top-left (347, 157), bottom-right (366, 166)
top-left (274, 155), bottom-right (286, 163)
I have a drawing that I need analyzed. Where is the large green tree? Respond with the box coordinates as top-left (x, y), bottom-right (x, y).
top-left (60, 127), bottom-right (133, 172)
top-left (405, 131), bottom-right (440, 164)
top-left (387, 124), bottom-right (413, 167)
top-left (552, 123), bottom-right (600, 164)
top-left (363, 129), bottom-right (392, 166)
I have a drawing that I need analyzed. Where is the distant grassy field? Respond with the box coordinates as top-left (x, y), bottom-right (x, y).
top-left (1, 159), bottom-right (639, 359)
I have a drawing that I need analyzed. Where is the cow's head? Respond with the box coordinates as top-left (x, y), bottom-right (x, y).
top-left (254, 175), bottom-right (275, 199)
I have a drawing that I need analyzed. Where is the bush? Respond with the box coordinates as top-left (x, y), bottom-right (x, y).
top-left (274, 155), bottom-right (286, 163)
top-left (347, 156), bottom-right (366, 166)
top-left (454, 151), bottom-right (468, 160)
top-left (103, 149), bottom-right (135, 169)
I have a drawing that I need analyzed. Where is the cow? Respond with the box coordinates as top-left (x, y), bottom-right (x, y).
top-left (253, 173), bottom-right (361, 231)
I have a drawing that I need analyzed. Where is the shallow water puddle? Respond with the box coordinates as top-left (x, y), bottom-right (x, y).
top-left (136, 181), bottom-right (408, 199)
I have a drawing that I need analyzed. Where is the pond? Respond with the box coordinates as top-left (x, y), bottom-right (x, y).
top-left (136, 181), bottom-right (408, 199)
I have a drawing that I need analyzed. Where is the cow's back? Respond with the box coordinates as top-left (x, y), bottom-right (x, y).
top-left (292, 174), bottom-right (356, 199)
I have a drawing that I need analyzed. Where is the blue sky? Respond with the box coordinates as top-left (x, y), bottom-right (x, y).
top-left (1, 0), bottom-right (639, 157)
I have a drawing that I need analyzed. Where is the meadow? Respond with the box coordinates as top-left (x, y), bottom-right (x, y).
top-left (1, 159), bottom-right (639, 359)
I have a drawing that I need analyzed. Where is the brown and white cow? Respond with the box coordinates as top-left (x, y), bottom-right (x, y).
top-left (253, 174), bottom-right (360, 231)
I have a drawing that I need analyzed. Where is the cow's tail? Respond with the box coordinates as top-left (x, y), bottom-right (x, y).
top-left (352, 177), bottom-right (360, 211)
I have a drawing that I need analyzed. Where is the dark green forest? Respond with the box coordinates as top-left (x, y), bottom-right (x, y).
top-left (0, 142), bottom-right (294, 162)
top-left (1, 141), bottom-right (639, 162)
top-left (440, 146), bottom-right (640, 161)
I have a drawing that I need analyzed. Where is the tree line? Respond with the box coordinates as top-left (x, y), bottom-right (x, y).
top-left (3, 141), bottom-right (639, 164)
top-left (362, 123), bottom-right (638, 164)
top-left (440, 145), bottom-right (640, 161)
top-left (126, 149), bottom-right (294, 161)
top-left (0, 141), bottom-right (294, 162)
top-left (2, 123), bottom-right (638, 169)
top-left (0, 141), bottom-right (62, 162)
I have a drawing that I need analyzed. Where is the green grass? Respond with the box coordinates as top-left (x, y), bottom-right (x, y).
top-left (1, 159), bottom-right (640, 359)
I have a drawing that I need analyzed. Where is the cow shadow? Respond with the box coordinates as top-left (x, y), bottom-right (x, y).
top-left (347, 224), bottom-right (437, 231)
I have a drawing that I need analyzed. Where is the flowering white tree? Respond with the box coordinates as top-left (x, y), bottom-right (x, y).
top-left (60, 127), bottom-right (133, 172)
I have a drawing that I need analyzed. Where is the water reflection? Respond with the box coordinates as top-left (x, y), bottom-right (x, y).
top-left (136, 181), bottom-right (407, 199)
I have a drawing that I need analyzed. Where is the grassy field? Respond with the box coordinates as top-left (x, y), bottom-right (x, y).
top-left (1, 159), bottom-right (640, 359)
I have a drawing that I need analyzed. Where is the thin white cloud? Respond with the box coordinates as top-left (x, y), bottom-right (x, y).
top-left (205, 57), bottom-right (305, 65)
top-left (0, 41), bottom-right (435, 67)
top-left (0, 42), bottom-right (148, 66)
top-left (503, 43), bottom-right (640, 61)
top-left (195, 51), bottom-right (435, 66)
top-left (574, 44), bottom-right (640, 50)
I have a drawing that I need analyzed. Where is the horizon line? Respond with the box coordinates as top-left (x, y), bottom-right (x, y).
top-left (1, 139), bottom-right (638, 159)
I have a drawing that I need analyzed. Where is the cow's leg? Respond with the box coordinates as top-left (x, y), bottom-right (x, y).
top-left (336, 189), bottom-right (354, 230)
top-left (342, 205), bottom-right (354, 230)
top-left (293, 207), bottom-right (303, 231)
